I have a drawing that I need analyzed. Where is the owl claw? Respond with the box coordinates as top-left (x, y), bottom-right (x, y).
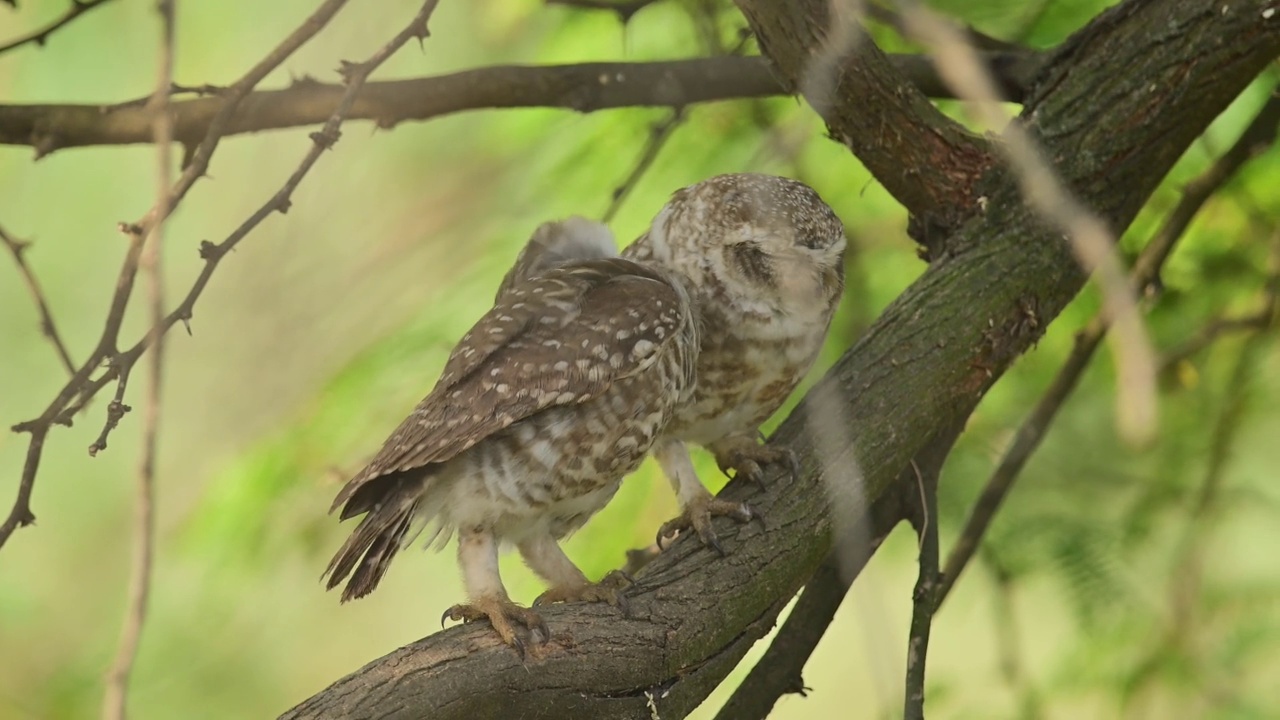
top-left (715, 442), bottom-right (798, 491)
top-left (658, 496), bottom-right (755, 555)
top-left (534, 570), bottom-right (632, 617)
top-left (442, 598), bottom-right (548, 656)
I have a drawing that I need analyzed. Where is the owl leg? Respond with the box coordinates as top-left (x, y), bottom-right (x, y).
top-left (520, 533), bottom-right (631, 614)
top-left (654, 439), bottom-right (754, 556)
top-left (442, 527), bottom-right (548, 658)
top-left (710, 432), bottom-right (801, 489)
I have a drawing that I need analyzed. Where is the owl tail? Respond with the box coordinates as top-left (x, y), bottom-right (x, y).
top-left (324, 478), bottom-right (421, 602)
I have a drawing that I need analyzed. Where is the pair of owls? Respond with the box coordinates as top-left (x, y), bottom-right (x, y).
top-left (323, 174), bottom-right (846, 654)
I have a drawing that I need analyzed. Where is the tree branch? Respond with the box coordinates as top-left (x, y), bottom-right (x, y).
top-left (0, 52), bottom-right (1042, 157)
top-left (0, 224), bottom-right (76, 376)
top-left (1, 0), bottom-right (354, 550)
top-left (713, 422), bottom-right (963, 720)
top-left (282, 1), bottom-right (1279, 716)
top-left (936, 91), bottom-right (1280, 606)
top-left (100, 2), bottom-right (173, 717)
top-left (0, 0), bottom-right (116, 57)
top-left (903, 461), bottom-right (939, 720)
top-left (732, 0), bottom-right (995, 222)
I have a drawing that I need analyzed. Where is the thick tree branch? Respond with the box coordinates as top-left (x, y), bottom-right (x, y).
top-left (0, 52), bottom-right (1041, 157)
top-left (936, 91), bottom-right (1280, 606)
top-left (713, 421), bottom-right (963, 720)
top-left (283, 4), bottom-right (1278, 715)
top-left (0, 0), bottom-right (116, 57)
top-left (733, 0), bottom-right (995, 223)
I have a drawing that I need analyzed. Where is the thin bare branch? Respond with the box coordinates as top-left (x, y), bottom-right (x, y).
top-left (0, 224), bottom-right (76, 375)
top-left (601, 107), bottom-right (685, 222)
top-left (1129, 235), bottom-right (1279, 700)
top-left (100, 1), bottom-right (173, 717)
top-left (935, 92), bottom-right (1280, 607)
top-left (0, 51), bottom-right (1041, 156)
top-left (1160, 310), bottom-right (1275, 372)
top-left (0, 0), bottom-right (116, 57)
top-left (715, 422), bottom-right (963, 720)
top-left (1, 0), bottom-right (353, 551)
top-left (903, 461), bottom-right (939, 720)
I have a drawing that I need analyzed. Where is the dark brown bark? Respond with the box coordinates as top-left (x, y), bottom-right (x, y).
top-left (732, 0), bottom-right (996, 221)
top-left (283, 1), bottom-right (1279, 718)
top-left (0, 53), bottom-right (1039, 157)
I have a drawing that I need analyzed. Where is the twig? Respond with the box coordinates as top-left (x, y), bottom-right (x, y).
top-left (903, 460), bottom-right (938, 720)
top-left (898, 1), bottom-right (1158, 447)
top-left (1159, 310), bottom-right (1275, 372)
top-left (1129, 235), bottom-right (1278, 700)
top-left (0, 51), bottom-right (1041, 155)
top-left (0, 0), bottom-right (116, 57)
top-left (1, 0), bottom-right (353, 551)
top-left (546, 0), bottom-right (660, 23)
top-left (87, 360), bottom-right (133, 456)
top-left (101, 1), bottom-right (173, 717)
top-left (601, 107), bottom-right (685, 223)
top-left (0, 224), bottom-right (77, 375)
top-left (934, 93), bottom-right (1280, 607)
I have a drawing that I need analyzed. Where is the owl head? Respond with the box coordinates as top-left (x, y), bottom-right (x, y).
top-left (642, 173), bottom-right (846, 317)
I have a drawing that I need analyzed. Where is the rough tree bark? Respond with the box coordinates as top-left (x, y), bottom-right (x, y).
top-left (283, 1), bottom-right (1280, 718)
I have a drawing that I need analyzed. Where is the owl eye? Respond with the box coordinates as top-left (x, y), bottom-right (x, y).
top-left (730, 242), bottom-right (774, 286)
top-left (797, 231), bottom-right (826, 250)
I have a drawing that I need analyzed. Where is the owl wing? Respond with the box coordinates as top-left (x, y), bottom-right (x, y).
top-left (494, 216), bottom-right (618, 300)
top-left (331, 258), bottom-right (690, 513)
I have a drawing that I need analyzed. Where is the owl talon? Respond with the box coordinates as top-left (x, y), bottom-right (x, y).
top-left (442, 597), bottom-right (548, 654)
top-left (534, 570), bottom-right (632, 616)
top-left (658, 496), bottom-right (755, 555)
top-left (716, 442), bottom-right (797, 490)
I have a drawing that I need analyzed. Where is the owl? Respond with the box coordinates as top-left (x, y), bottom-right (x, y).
top-left (324, 218), bottom-right (699, 655)
top-left (623, 174), bottom-right (846, 552)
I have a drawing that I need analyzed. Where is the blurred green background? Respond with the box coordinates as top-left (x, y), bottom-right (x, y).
top-left (1, 0), bottom-right (1277, 718)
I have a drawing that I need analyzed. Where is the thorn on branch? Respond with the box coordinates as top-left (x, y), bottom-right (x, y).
top-left (290, 73), bottom-right (323, 89)
top-left (309, 128), bottom-right (340, 149)
top-left (117, 221), bottom-right (144, 237)
top-left (32, 133), bottom-right (59, 161)
top-left (337, 60), bottom-right (362, 83)
top-left (197, 240), bottom-right (220, 260)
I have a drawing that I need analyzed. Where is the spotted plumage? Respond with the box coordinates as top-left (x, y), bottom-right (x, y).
top-left (622, 173), bottom-right (846, 550)
top-left (325, 218), bottom-right (698, 654)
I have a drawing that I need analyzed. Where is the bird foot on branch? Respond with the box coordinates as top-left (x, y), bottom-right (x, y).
top-left (442, 597), bottom-right (549, 658)
top-left (714, 440), bottom-right (800, 489)
top-left (657, 494), bottom-right (755, 556)
top-left (534, 570), bottom-right (633, 616)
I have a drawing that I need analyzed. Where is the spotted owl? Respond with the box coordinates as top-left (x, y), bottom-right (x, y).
top-left (324, 218), bottom-right (699, 655)
top-left (623, 174), bottom-right (846, 551)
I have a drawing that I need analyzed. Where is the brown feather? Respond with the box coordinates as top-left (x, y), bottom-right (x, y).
top-left (329, 258), bottom-right (688, 513)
